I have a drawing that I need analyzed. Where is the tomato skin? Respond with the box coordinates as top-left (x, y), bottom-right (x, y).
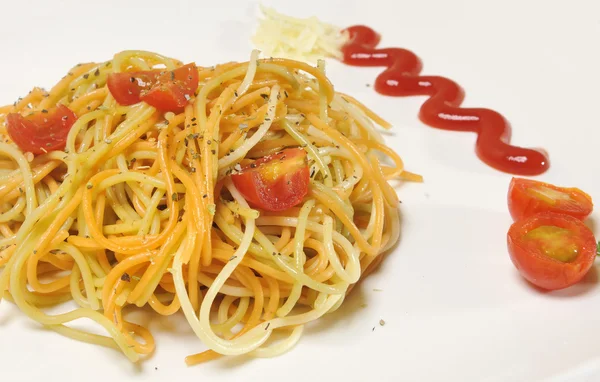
top-left (6, 105), bottom-right (78, 154)
top-left (231, 148), bottom-right (310, 212)
top-left (140, 63), bottom-right (199, 113)
top-left (507, 212), bottom-right (597, 290)
top-left (508, 177), bottom-right (593, 222)
top-left (107, 63), bottom-right (198, 112)
top-left (163, 63), bottom-right (198, 94)
top-left (141, 83), bottom-right (188, 113)
top-left (107, 71), bottom-right (159, 106)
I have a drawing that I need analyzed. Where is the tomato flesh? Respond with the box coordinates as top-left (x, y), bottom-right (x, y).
top-left (508, 177), bottom-right (593, 221)
top-left (522, 225), bottom-right (579, 262)
top-left (107, 63), bottom-right (198, 112)
top-left (6, 105), bottom-right (78, 154)
top-left (507, 212), bottom-right (596, 290)
top-left (231, 148), bottom-right (310, 212)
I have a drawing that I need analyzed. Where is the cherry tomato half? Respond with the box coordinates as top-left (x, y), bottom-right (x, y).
top-left (140, 63), bottom-right (199, 112)
top-left (6, 105), bottom-right (78, 154)
top-left (231, 148), bottom-right (310, 212)
top-left (507, 212), bottom-right (597, 290)
top-left (107, 71), bottom-right (159, 106)
top-left (508, 177), bottom-right (593, 221)
top-left (107, 63), bottom-right (198, 113)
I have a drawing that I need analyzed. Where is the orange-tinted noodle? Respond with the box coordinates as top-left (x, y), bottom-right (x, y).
top-left (0, 50), bottom-right (420, 363)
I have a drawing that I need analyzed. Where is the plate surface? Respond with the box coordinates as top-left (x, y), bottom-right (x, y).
top-left (1, 0), bottom-right (599, 381)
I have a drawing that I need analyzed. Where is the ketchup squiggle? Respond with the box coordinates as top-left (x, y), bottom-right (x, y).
top-left (342, 25), bottom-right (549, 175)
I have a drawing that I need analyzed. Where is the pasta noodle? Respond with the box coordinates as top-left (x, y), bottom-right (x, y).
top-left (0, 50), bottom-right (421, 364)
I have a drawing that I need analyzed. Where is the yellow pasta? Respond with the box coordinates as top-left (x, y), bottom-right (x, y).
top-left (0, 50), bottom-right (420, 364)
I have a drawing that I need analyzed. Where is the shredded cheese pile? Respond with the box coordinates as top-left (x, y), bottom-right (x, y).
top-left (252, 5), bottom-right (349, 63)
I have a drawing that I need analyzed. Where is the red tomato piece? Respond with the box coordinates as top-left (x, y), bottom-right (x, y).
top-left (140, 63), bottom-right (199, 112)
top-left (141, 82), bottom-right (190, 113)
top-left (6, 105), bottom-right (78, 154)
top-left (107, 63), bottom-right (198, 113)
top-left (231, 148), bottom-right (310, 212)
top-left (507, 212), bottom-right (597, 290)
top-left (508, 177), bottom-right (593, 221)
top-left (107, 71), bottom-right (159, 106)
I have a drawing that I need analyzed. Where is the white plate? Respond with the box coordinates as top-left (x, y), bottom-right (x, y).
top-left (1, 0), bottom-right (600, 381)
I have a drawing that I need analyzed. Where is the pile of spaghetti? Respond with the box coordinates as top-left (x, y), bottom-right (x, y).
top-left (0, 50), bottom-right (420, 364)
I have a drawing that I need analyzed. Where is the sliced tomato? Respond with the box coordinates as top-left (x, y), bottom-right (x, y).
top-left (140, 63), bottom-right (198, 112)
top-left (508, 177), bottom-right (593, 221)
top-left (6, 105), bottom-right (78, 154)
top-left (231, 148), bottom-right (310, 212)
top-left (107, 63), bottom-right (198, 112)
top-left (107, 71), bottom-right (159, 106)
top-left (507, 212), bottom-right (597, 290)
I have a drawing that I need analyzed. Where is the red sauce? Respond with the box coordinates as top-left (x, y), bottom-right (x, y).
top-left (341, 25), bottom-right (549, 176)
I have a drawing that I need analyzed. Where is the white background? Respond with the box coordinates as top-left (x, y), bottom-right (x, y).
top-left (1, 0), bottom-right (600, 381)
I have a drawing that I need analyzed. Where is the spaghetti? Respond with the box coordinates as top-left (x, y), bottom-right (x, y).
top-left (0, 50), bottom-right (421, 364)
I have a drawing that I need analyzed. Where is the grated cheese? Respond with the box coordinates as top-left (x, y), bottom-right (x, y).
top-left (252, 5), bottom-right (349, 63)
